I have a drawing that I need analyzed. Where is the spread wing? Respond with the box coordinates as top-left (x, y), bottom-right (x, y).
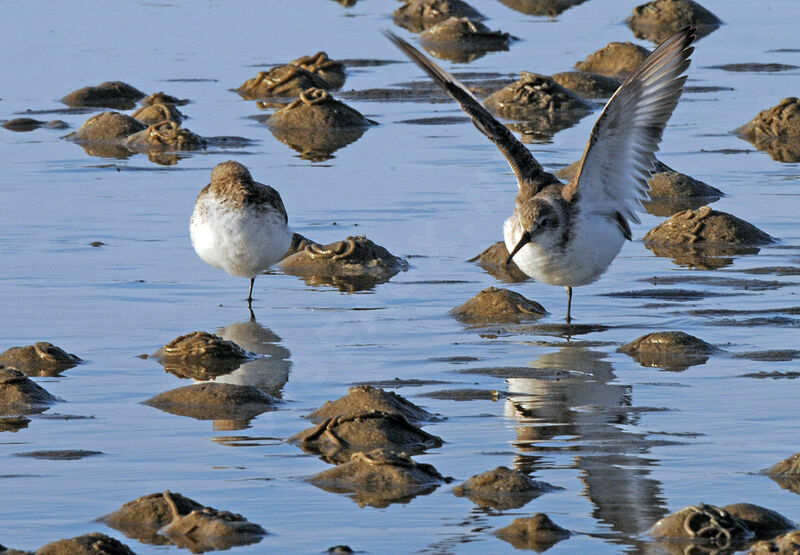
top-left (385, 31), bottom-right (558, 195)
top-left (564, 27), bottom-right (696, 223)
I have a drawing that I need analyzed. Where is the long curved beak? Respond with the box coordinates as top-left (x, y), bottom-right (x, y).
top-left (506, 231), bottom-right (532, 265)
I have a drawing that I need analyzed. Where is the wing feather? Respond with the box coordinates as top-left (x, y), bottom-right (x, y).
top-left (564, 27), bottom-right (696, 224)
top-left (385, 31), bottom-right (558, 195)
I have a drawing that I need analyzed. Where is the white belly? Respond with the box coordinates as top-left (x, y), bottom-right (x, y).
top-left (503, 212), bottom-right (625, 287)
top-left (190, 198), bottom-right (291, 279)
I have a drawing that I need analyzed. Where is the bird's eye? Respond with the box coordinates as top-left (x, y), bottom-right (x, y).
top-left (540, 219), bottom-right (548, 228)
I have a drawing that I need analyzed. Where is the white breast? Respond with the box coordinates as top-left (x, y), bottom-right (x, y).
top-left (190, 193), bottom-right (291, 279)
top-left (503, 211), bottom-right (625, 287)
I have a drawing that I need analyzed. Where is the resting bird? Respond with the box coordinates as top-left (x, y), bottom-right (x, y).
top-left (190, 161), bottom-right (292, 306)
top-left (386, 28), bottom-right (695, 322)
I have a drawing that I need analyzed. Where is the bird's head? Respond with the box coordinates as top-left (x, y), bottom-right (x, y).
top-left (506, 198), bottom-right (565, 264)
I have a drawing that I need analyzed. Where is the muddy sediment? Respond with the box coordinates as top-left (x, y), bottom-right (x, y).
top-left (307, 385), bottom-right (438, 423)
top-left (103, 490), bottom-right (265, 551)
top-left (143, 382), bottom-right (276, 428)
top-left (763, 453), bottom-right (800, 495)
top-left (649, 503), bottom-right (753, 550)
top-left (0, 343), bottom-right (81, 377)
top-left (291, 52), bottom-right (347, 89)
top-left (279, 235), bottom-right (407, 291)
top-left (498, 0), bottom-right (587, 17)
top-left (627, 0), bottom-right (722, 43)
top-left (263, 89), bottom-right (374, 161)
top-left (131, 102), bottom-right (185, 125)
top-left (37, 532), bottom-right (135, 554)
top-left (645, 206), bottom-right (774, 246)
top-left (309, 449), bottom-right (446, 507)
top-left (419, 17), bottom-right (515, 63)
top-left (451, 287), bottom-right (547, 324)
top-left (453, 466), bottom-right (560, 509)
top-left (2, 118), bottom-right (67, 131)
top-left (0, 368), bottom-right (60, 414)
top-left (152, 331), bottom-right (251, 380)
top-left (749, 529), bottom-right (800, 554)
top-left (644, 206), bottom-right (774, 268)
top-left (290, 410), bottom-right (443, 464)
top-left (550, 71), bottom-right (620, 99)
top-left (494, 513), bottom-right (572, 551)
top-left (237, 64), bottom-right (333, 100)
top-left (61, 81), bottom-right (145, 109)
top-left (574, 41), bottom-right (651, 79)
top-left (735, 97), bottom-right (800, 162)
top-left (618, 331), bottom-right (718, 371)
top-left (393, 0), bottom-right (485, 33)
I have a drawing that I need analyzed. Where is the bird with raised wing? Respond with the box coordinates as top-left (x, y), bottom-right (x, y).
top-left (386, 27), bottom-right (696, 322)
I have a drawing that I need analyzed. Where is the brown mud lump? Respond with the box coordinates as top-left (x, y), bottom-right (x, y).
top-left (61, 81), bottom-right (145, 109)
top-left (451, 287), bottom-right (547, 324)
top-left (158, 491), bottom-right (266, 552)
top-left (498, 0), bottom-right (587, 17)
top-left (0, 342), bottom-right (82, 377)
top-left (618, 331), bottom-right (718, 371)
top-left (67, 112), bottom-right (146, 143)
top-left (763, 453), bottom-right (800, 495)
top-left (393, 0), bottom-right (485, 33)
top-left (628, 0), bottom-right (722, 43)
top-left (266, 88), bottom-right (374, 161)
top-left (453, 466), bottom-right (559, 510)
top-left (749, 529), bottom-right (800, 554)
top-left (267, 88), bottom-right (375, 129)
top-left (0, 368), bottom-right (60, 414)
top-left (419, 17), bottom-right (515, 63)
top-left (551, 71), bottom-right (621, 99)
top-left (291, 52), bottom-right (347, 89)
top-left (105, 490), bottom-right (264, 551)
top-left (131, 102), bottom-right (185, 126)
top-left (308, 449), bottom-right (446, 507)
top-left (483, 72), bottom-right (592, 121)
top-left (307, 385), bottom-right (438, 424)
top-left (124, 120), bottom-right (206, 151)
top-left (495, 513), bottom-right (572, 551)
top-left (143, 382), bottom-right (275, 424)
top-left (735, 98), bottom-right (800, 163)
top-left (290, 410), bottom-right (443, 464)
top-left (575, 41), bottom-right (652, 79)
top-left (37, 532), bottom-right (135, 555)
top-left (237, 64), bottom-right (333, 100)
top-left (469, 241), bottom-right (529, 282)
top-left (644, 206), bottom-right (774, 247)
top-left (141, 91), bottom-right (189, 106)
top-left (649, 503), bottom-right (753, 550)
top-left (2, 117), bottom-right (67, 132)
top-left (153, 331), bottom-right (251, 380)
top-left (721, 503), bottom-right (796, 540)
top-left (279, 235), bottom-right (407, 290)
top-left (102, 490), bottom-right (204, 545)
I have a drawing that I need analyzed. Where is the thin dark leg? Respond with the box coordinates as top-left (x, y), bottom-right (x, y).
top-left (566, 286), bottom-right (573, 324)
top-left (248, 278), bottom-right (255, 303)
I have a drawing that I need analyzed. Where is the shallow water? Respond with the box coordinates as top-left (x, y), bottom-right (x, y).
top-left (1, 0), bottom-right (799, 553)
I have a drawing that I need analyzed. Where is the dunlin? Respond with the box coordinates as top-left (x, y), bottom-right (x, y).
top-left (387, 28), bottom-right (696, 321)
top-left (190, 161), bottom-right (292, 305)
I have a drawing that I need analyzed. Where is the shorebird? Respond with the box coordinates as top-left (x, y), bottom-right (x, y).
top-left (190, 161), bottom-right (292, 305)
top-left (387, 28), bottom-right (695, 322)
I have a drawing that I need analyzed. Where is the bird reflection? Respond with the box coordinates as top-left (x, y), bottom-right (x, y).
top-left (505, 345), bottom-right (669, 540)
top-left (212, 316), bottom-right (291, 399)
